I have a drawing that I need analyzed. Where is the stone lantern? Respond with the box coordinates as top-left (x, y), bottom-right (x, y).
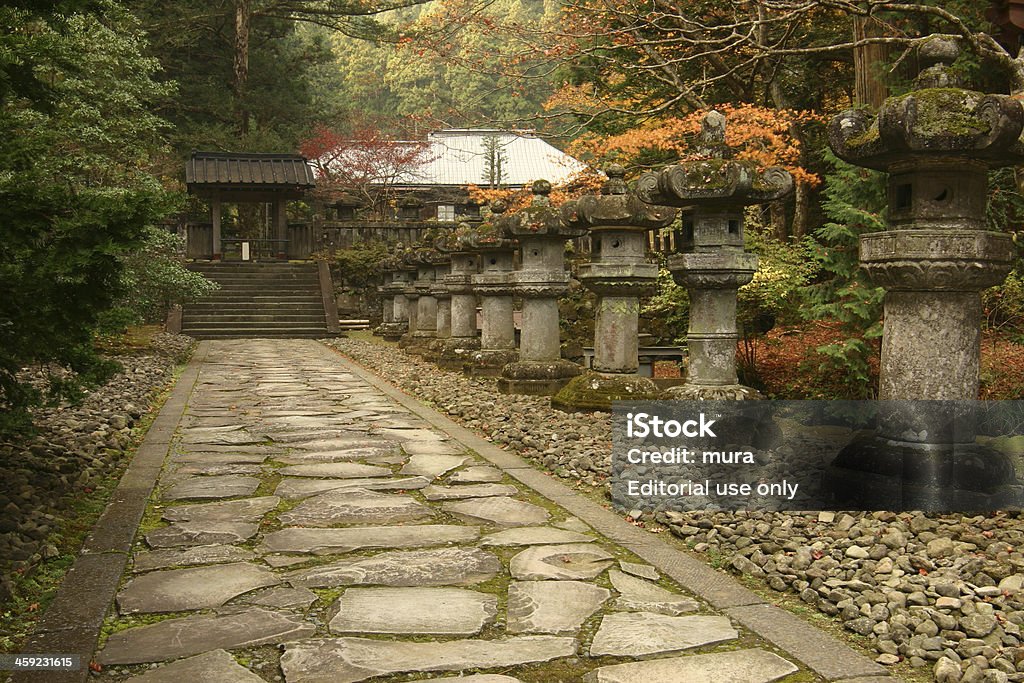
top-left (375, 251), bottom-right (408, 341)
top-left (397, 246), bottom-right (421, 350)
top-left (434, 223), bottom-right (482, 370)
top-left (400, 243), bottom-right (439, 353)
top-left (425, 245), bottom-right (453, 361)
top-left (638, 111), bottom-right (793, 399)
top-left (826, 37), bottom-right (1024, 509)
top-left (552, 165), bottom-right (677, 411)
top-left (462, 201), bottom-right (519, 376)
top-left (499, 180), bottom-right (587, 395)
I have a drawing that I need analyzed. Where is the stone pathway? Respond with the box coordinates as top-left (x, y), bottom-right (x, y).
top-left (93, 339), bottom-right (811, 682)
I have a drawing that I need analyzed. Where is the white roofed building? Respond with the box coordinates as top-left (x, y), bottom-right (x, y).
top-left (392, 129), bottom-right (589, 190)
top-left (314, 128), bottom-right (590, 225)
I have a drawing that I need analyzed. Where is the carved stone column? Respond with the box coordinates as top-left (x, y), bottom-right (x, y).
top-left (435, 225), bottom-right (482, 370)
top-left (425, 249), bottom-right (452, 361)
top-left (463, 202), bottom-right (519, 376)
top-left (639, 111), bottom-right (793, 399)
top-left (499, 181), bottom-right (586, 395)
top-left (384, 263), bottom-right (412, 342)
top-left (407, 250), bottom-right (439, 356)
top-left (397, 247), bottom-right (421, 350)
top-left (373, 258), bottom-right (396, 337)
top-left (826, 38), bottom-right (1024, 510)
top-left (376, 253), bottom-right (409, 341)
top-left (552, 165), bottom-right (676, 411)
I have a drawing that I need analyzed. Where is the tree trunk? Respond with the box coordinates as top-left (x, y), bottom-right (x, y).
top-left (770, 201), bottom-right (787, 240)
top-left (234, 0), bottom-right (252, 136)
top-left (853, 15), bottom-right (890, 110)
top-left (792, 181), bottom-right (810, 239)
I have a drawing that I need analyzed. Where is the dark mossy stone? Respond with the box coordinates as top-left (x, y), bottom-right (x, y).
top-left (551, 372), bottom-right (665, 413)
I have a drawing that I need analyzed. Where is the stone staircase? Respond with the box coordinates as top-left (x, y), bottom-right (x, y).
top-left (182, 262), bottom-right (332, 339)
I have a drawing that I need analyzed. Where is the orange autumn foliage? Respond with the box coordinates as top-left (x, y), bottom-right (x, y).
top-left (568, 104), bottom-right (823, 188)
top-left (466, 169), bottom-right (605, 212)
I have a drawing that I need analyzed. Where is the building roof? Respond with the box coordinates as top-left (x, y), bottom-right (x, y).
top-left (312, 130), bottom-right (589, 190)
top-left (186, 151), bottom-right (316, 189)
top-left (397, 130), bottom-right (587, 188)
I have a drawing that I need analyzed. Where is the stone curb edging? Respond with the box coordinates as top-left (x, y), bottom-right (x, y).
top-left (322, 342), bottom-right (895, 683)
top-left (10, 343), bottom-right (209, 683)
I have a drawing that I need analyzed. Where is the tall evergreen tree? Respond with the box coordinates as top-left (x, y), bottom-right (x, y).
top-left (0, 0), bottom-right (174, 429)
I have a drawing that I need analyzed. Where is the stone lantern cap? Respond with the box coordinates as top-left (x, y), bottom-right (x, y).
top-left (434, 226), bottom-right (462, 254)
top-left (502, 180), bottom-right (588, 239)
top-left (830, 38), bottom-right (1024, 171)
top-left (637, 111), bottom-right (794, 208)
top-left (378, 252), bottom-right (403, 272)
top-left (562, 164), bottom-right (677, 233)
top-left (459, 201), bottom-right (517, 252)
top-left (403, 242), bottom-right (438, 267)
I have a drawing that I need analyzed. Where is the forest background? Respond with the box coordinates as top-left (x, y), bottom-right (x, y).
top-left (4, 0), bottom-right (1024, 427)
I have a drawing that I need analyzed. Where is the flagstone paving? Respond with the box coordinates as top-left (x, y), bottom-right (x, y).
top-left (91, 339), bottom-right (816, 682)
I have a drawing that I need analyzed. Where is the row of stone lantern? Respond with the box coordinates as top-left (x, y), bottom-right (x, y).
top-left (372, 115), bottom-right (791, 411)
top-left (371, 35), bottom-right (1021, 509)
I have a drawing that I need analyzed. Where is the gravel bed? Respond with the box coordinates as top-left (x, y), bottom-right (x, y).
top-left (328, 335), bottom-right (1024, 683)
top-left (0, 333), bottom-right (194, 606)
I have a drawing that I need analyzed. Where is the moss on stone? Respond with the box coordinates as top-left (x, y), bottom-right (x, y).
top-left (551, 372), bottom-right (666, 412)
top-left (894, 87), bottom-right (990, 138)
top-left (844, 123), bottom-right (881, 150)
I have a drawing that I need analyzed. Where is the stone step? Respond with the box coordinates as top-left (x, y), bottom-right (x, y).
top-left (200, 276), bottom-right (319, 285)
top-left (181, 314), bottom-right (327, 324)
top-left (187, 263), bottom-right (315, 270)
top-left (182, 321), bottom-right (327, 331)
top-left (180, 330), bottom-right (331, 339)
top-left (186, 302), bottom-right (325, 311)
top-left (191, 295), bottom-right (324, 304)
top-left (197, 287), bottom-right (321, 295)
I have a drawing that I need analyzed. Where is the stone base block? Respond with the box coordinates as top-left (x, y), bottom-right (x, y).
top-left (551, 373), bottom-right (665, 413)
top-left (498, 360), bottom-right (582, 396)
top-left (421, 337), bottom-right (445, 361)
top-left (437, 338), bottom-right (481, 370)
top-left (377, 322), bottom-right (408, 342)
top-left (824, 432), bottom-right (1023, 512)
top-left (404, 334), bottom-right (437, 357)
top-left (463, 349), bottom-right (519, 377)
top-left (667, 383), bottom-right (763, 400)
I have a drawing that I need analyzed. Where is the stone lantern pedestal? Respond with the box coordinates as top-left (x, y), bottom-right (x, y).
top-left (639, 111), bottom-right (793, 400)
top-left (376, 254), bottom-right (410, 341)
top-left (405, 249), bottom-right (440, 356)
top-left (463, 203), bottom-right (518, 377)
top-left (373, 262), bottom-right (396, 337)
top-left (397, 249), bottom-right (420, 350)
top-left (826, 38), bottom-right (1024, 510)
top-left (425, 250), bottom-right (452, 361)
top-left (552, 166), bottom-right (677, 412)
top-left (498, 181), bottom-right (585, 395)
top-left (434, 226), bottom-right (482, 370)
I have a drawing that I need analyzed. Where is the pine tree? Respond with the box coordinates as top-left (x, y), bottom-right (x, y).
top-left (802, 148), bottom-right (887, 398)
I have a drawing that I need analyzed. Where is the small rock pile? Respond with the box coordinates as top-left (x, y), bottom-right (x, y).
top-left (658, 508), bottom-right (1024, 682)
top-left (329, 336), bottom-right (1024, 682)
top-left (0, 333), bottom-right (194, 605)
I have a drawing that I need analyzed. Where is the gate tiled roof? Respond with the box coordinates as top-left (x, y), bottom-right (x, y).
top-left (187, 151), bottom-right (316, 189)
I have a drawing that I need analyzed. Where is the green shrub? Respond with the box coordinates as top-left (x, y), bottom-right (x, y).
top-left (801, 149), bottom-right (886, 398)
top-left (99, 227), bottom-right (219, 332)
